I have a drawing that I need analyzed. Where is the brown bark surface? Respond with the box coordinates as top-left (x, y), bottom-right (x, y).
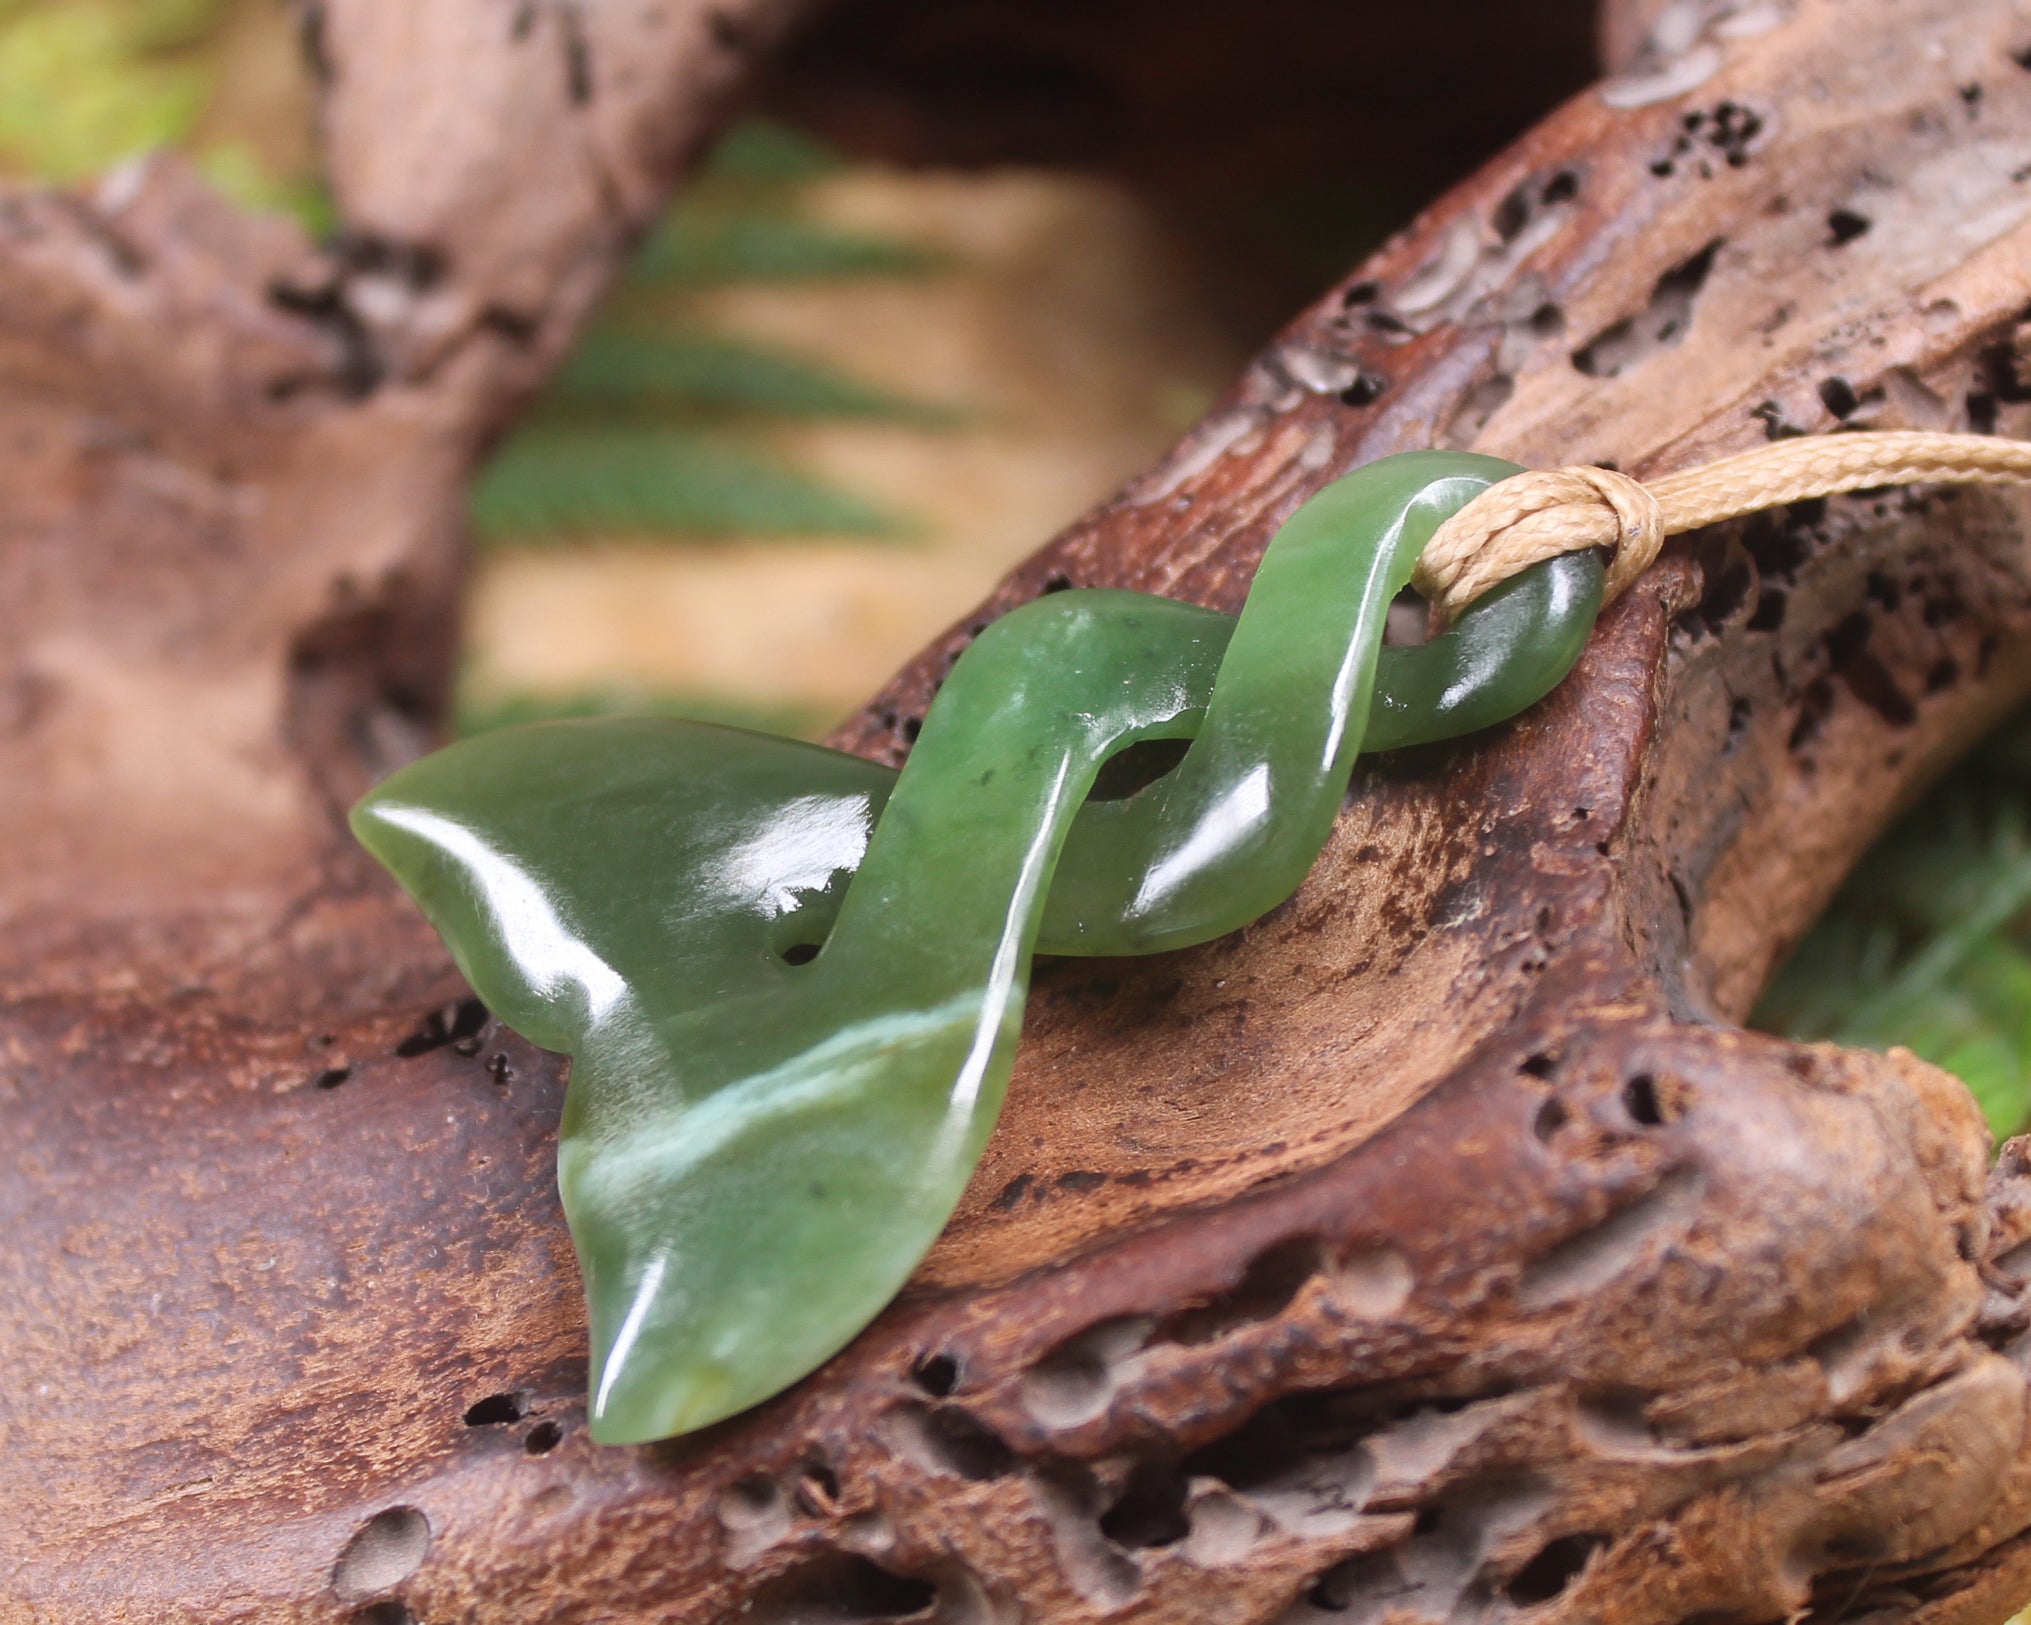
top-left (10, 2), bottom-right (2031, 1623)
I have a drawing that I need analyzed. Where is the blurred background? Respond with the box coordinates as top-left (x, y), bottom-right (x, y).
top-left (8, 0), bottom-right (2031, 1140)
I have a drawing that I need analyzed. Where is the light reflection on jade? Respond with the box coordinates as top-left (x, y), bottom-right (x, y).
top-left (352, 451), bottom-right (1603, 1444)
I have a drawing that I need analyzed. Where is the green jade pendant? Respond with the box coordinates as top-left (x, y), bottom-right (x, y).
top-left (352, 451), bottom-right (1603, 1444)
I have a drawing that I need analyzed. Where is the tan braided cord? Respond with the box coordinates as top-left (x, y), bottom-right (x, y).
top-left (1414, 430), bottom-right (2031, 624)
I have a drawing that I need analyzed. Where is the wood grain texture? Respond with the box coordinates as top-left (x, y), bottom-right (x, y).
top-left (11, 1), bottom-right (2031, 1621)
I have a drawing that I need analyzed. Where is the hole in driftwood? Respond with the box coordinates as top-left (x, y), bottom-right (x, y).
top-left (796, 1460), bottom-right (842, 1515)
top-left (753, 1552), bottom-right (937, 1623)
top-left (1622, 1073), bottom-right (1668, 1126)
top-left (883, 1403), bottom-right (1016, 1481)
top-left (1535, 1096), bottom-right (1570, 1141)
top-left (1339, 372), bottom-right (1389, 407)
top-left (524, 1420), bottom-right (563, 1455)
top-left (1518, 1166), bottom-right (1702, 1309)
top-left (1572, 240), bottom-right (1722, 378)
top-left (1330, 1243), bottom-right (1414, 1318)
top-left (1022, 1317), bottom-right (1153, 1428)
top-left (1506, 1532), bottom-right (1610, 1604)
top-left (910, 1351), bottom-right (959, 1396)
top-left (463, 1392), bottom-right (526, 1426)
top-left (1099, 1460), bottom-right (1192, 1549)
top-left (333, 1506), bottom-right (431, 1601)
top-left (719, 1474), bottom-right (794, 1566)
top-left (394, 997), bottom-right (488, 1058)
top-left (1158, 1236), bottom-right (1323, 1345)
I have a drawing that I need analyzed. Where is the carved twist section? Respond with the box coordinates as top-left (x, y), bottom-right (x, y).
top-left (352, 452), bottom-right (1603, 1444)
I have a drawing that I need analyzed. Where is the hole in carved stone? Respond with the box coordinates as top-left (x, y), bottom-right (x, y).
top-left (1506, 1532), bottom-right (1609, 1604)
top-left (314, 1065), bottom-right (352, 1090)
top-left (1099, 1460), bottom-right (1191, 1549)
top-left (524, 1420), bottom-right (563, 1455)
top-left (779, 942), bottom-right (822, 967)
top-left (333, 1507), bottom-right (431, 1601)
top-left (350, 1605), bottom-right (415, 1625)
top-left (1827, 207), bottom-right (1872, 246)
top-left (1385, 588), bottom-right (1433, 647)
top-left (1521, 1051), bottom-right (1558, 1079)
top-left (1089, 736), bottom-right (1191, 803)
top-left (463, 1392), bottom-right (526, 1427)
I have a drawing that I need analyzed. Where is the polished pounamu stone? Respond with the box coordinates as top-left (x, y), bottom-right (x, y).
top-left (351, 452), bottom-right (1602, 1445)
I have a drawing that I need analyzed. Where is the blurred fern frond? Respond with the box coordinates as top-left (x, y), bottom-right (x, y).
top-left (546, 330), bottom-right (955, 425)
top-left (470, 117), bottom-right (952, 548)
top-left (1756, 713), bottom-right (2031, 1140)
top-left (629, 212), bottom-right (945, 288)
top-left (471, 426), bottom-right (908, 546)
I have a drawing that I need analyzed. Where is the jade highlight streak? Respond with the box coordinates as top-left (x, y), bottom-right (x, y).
top-left (352, 452), bottom-right (1603, 1445)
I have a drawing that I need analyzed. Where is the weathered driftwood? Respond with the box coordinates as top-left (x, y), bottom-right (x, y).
top-left (10, 1), bottom-right (2031, 1622)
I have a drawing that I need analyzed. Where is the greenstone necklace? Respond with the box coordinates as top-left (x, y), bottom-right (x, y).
top-left (352, 450), bottom-right (1602, 1445)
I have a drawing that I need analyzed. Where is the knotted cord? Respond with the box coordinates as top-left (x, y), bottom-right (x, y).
top-left (1416, 429), bottom-right (2031, 624)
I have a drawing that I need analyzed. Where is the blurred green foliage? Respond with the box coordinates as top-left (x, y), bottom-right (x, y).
top-left (0, 0), bottom-right (331, 222)
top-left (463, 118), bottom-right (964, 728)
top-left (1756, 710), bottom-right (2031, 1141)
top-left (471, 425), bottom-right (906, 545)
top-left (469, 119), bottom-right (951, 550)
top-left (546, 331), bottom-right (953, 426)
top-left (0, 0), bottom-right (219, 180)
